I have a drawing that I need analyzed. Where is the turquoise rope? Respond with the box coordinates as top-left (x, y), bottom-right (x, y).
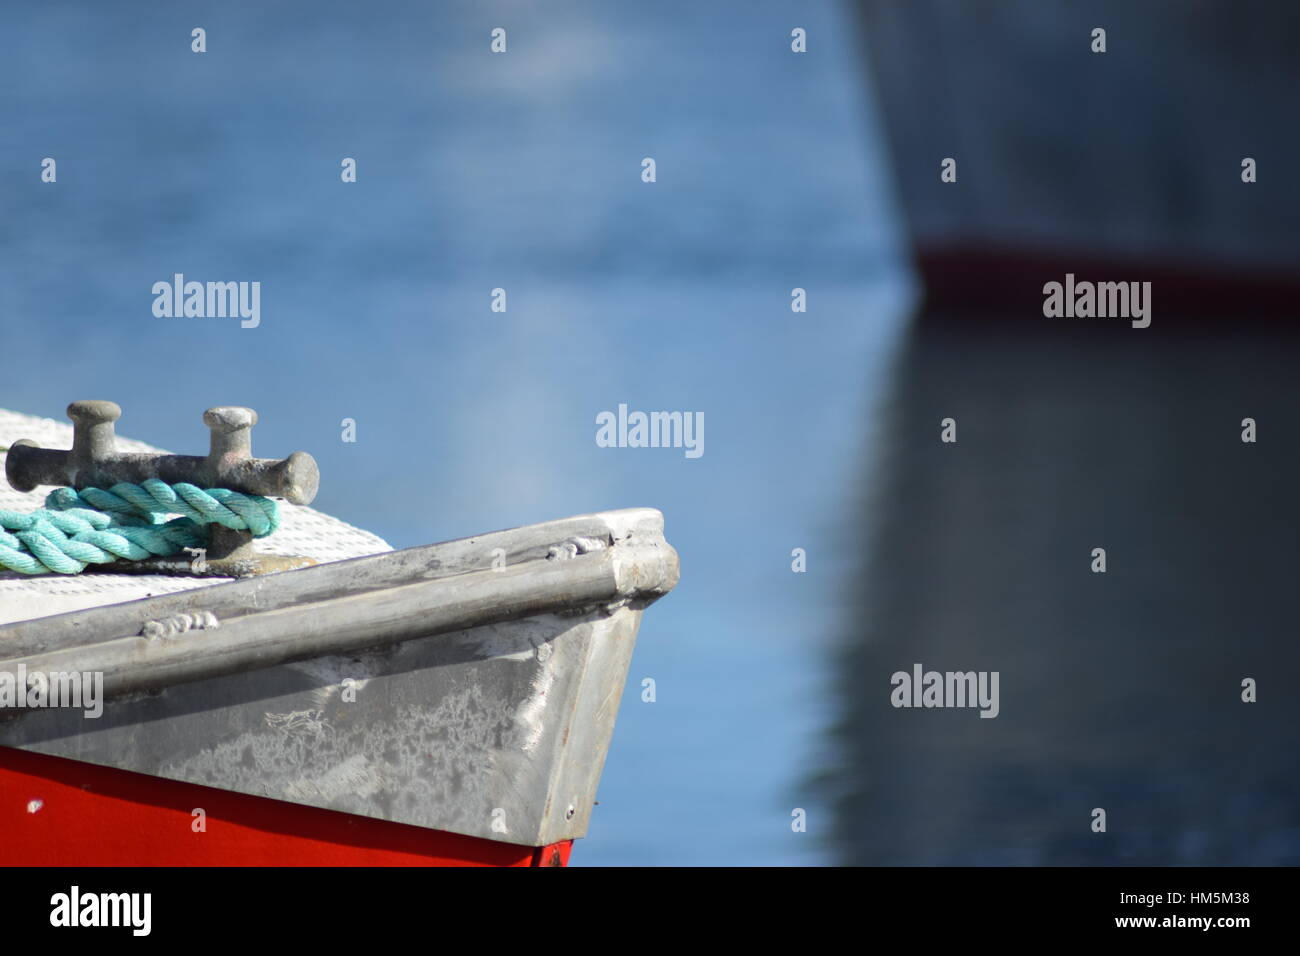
top-left (0, 478), bottom-right (279, 575)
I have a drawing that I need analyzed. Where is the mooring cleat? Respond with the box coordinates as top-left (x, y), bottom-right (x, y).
top-left (4, 400), bottom-right (320, 577)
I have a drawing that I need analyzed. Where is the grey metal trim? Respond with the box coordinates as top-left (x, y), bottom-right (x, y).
top-left (0, 508), bottom-right (678, 846)
top-left (0, 507), bottom-right (678, 701)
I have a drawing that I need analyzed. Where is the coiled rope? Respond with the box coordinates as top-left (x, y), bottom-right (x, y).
top-left (0, 478), bottom-right (279, 575)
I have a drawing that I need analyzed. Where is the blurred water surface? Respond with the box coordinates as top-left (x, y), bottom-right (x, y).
top-left (0, 1), bottom-right (911, 864)
top-left (831, 315), bottom-right (1300, 865)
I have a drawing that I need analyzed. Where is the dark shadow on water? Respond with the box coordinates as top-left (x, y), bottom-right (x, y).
top-left (825, 311), bottom-right (1300, 865)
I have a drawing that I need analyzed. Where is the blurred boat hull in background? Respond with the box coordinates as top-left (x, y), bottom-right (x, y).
top-left (832, 0), bottom-right (1300, 865)
top-left (856, 0), bottom-right (1300, 315)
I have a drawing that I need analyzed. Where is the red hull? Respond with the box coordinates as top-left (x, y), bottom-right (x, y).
top-left (0, 747), bottom-right (571, 867)
top-left (915, 242), bottom-right (1300, 321)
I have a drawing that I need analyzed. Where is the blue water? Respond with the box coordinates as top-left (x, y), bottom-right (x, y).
top-left (1, 1), bottom-right (914, 863)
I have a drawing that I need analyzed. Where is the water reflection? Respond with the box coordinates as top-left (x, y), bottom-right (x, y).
top-left (830, 312), bottom-right (1300, 865)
